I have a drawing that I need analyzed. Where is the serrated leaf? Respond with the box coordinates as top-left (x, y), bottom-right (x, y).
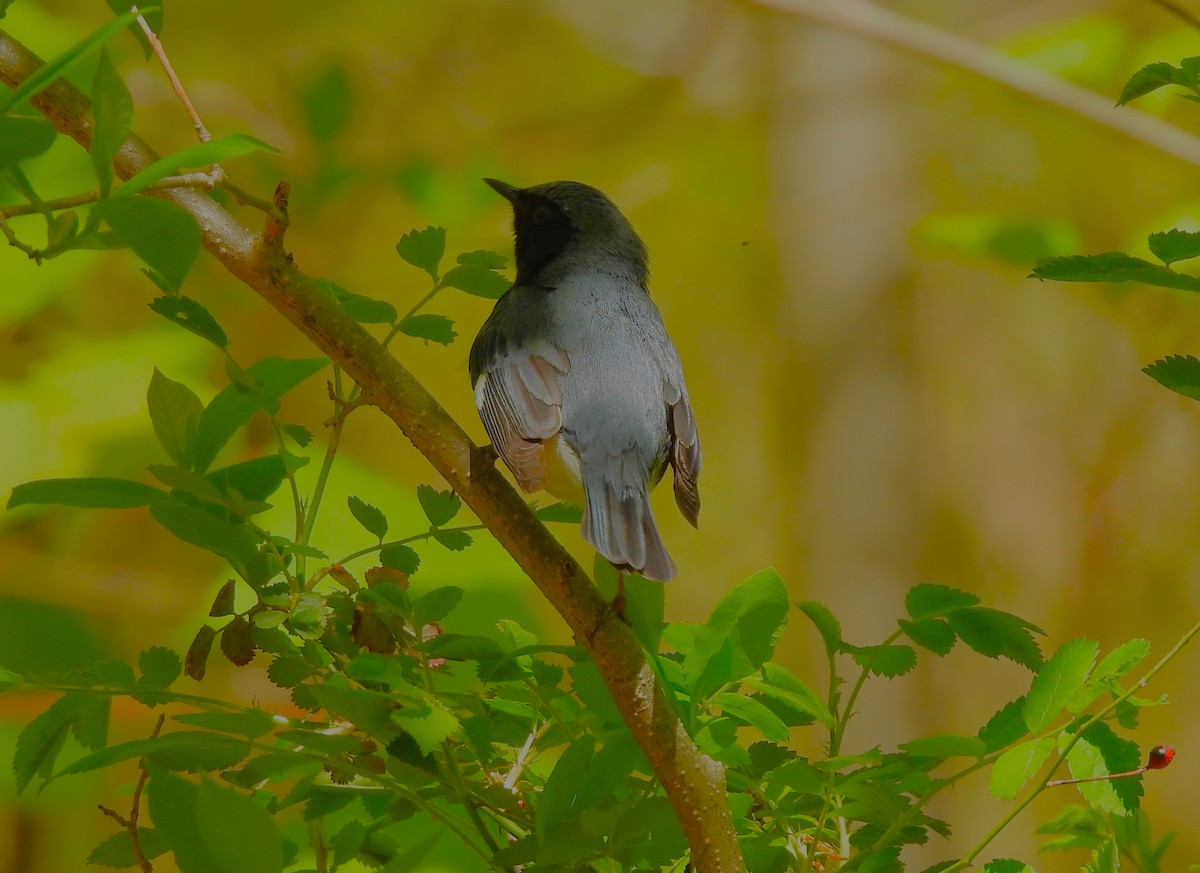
top-left (749, 662), bottom-right (834, 726)
top-left (713, 693), bottom-right (790, 741)
top-left (1024, 638), bottom-right (1098, 732)
top-left (433, 529), bottom-right (472, 550)
top-left (393, 706), bottom-right (460, 756)
top-left (1144, 355), bottom-right (1200, 402)
top-left (978, 697), bottom-right (1029, 752)
top-left (457, 249), bottom-right (508, 268)
top-left (0, 115), bottom-right (56, 174)
top-left (440, 263), bottom-right (512, 298)
top-left (191, 357), bottom-right (327, 473)
top-left (116, 134), bottom-right (280, 199)
top-left (347, 496), bottom-right (388, 539)
top-left (147, 296), bottom-right (226, 347)
top-left (379, 543), bottom-right (420, 575)
top-left (1030, 252), bottom-right (1200, 292)
top-left (8, 477), bottom-right (165, 509)
top-left (1083, 837), bottom-right (1118, 873)
top-left (849, 643), bottom-right (917, 678)
top-left (899, 617), bottom-right (956, 655)
top-left (13, 693), bottom-right (86, 794)
top-left (902, 733), bottom-right (987, 759)
top-left (139, 647), bottom-right (182, 689)
top-left (185, 625), bottom-right (217, 680)
top-left (534, 502), bottom-right (584, 523)
top-left (173, 710), bottom-right (275, 740)
top-left (396, 226), bottom-right (446, 279)
top-left (948, 607), bottom-right (1044, 670)
top-left (90, 48), bottom-right (133, 197)
top-left (335, 290), bottom-right (397, 325)
top-left (1118, 60), bottom-right (1200, 105)
top-left (686, 569), bottom-right (789, 698)
top-left (1148, 229), bottom-right (1200, 265)
top-left (97, 199), bottom-right (200, 292)
top-left (905, 582), bottom-right (980, 619)
top-left (1066, 723), bottom-right (1142, 815)
top-left (416, 484), bottom-right (460, 526)
top-left (989, 736), bottom-right (1055, 800)
top-left (280, 424), bottom-right (313, 448)
top-left (400, 313), bottom-right (457, 345)
top-left (87, 828), bottom-right (170, 868)
top-left (266, 655), bottom-right (314, 689)
top-left (147, 368), bottom-right (204, 467)
top-left (797, 600), bottom-right (842, 656)
top-left (220, 617), bottom-right (256, 667)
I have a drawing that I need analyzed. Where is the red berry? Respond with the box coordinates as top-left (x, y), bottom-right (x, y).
top-left (1146, 744), bottom-right (1175, 770)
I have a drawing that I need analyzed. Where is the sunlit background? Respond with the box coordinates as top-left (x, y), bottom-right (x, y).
top-left (3, 0), bottom-right (1200, 869)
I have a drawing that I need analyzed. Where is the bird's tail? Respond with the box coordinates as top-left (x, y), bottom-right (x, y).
top-left (581, 480), bottom-right (677, 582)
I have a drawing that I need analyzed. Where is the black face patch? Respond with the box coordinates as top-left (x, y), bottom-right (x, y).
top-left (513, 195), bottom-right (575, 285)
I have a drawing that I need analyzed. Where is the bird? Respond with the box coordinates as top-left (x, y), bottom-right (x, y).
top-left (469, 179), bottom-right (700, 582)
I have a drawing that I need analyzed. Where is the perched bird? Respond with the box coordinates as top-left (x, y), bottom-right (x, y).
top-left (469, 179), bottom-right (700, 582)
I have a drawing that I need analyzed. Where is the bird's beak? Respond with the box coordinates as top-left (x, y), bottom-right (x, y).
top-left (483, 178), bottom-right (521, 203)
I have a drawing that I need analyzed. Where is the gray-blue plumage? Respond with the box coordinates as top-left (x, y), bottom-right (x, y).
top-left (469, 180), bottom-right (700, 581)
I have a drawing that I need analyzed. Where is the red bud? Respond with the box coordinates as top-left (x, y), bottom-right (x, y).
top-left (1146, 744), bottom-right (1175, 770)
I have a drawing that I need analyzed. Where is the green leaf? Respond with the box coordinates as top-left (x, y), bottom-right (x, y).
top-left (433, 529), bottom-right (472, 550)
top-left (440, 263), bottom-right (512, 298)
top-left (148, 464), bottom-right (224, 503)
top-left (191, 357), bottom-right (327, 472)
top-left (1024, 638), bottom-right (1098, 732)
top-left (1083, 837), bottom-right (1118, 873)
top-left (280, 424), bottom-right (313, 448)
top-left (978, 697), bottom-right (1028, 752)
top-left (102, 0), bottom-right (163, 60)
top-left (899, 618), bottom-right (956, 655)
top-left (1118, 60), bottom-right (1200, 105)
top-left (8, 477), bottom-right (165, 509)
top-left (90, 48), bottom-right (133, 197)
top-left (1066, 723), bottom-right (1142, 815)
top-left (983, 862), bottom-right (1035, 873)
top-left (417, 484), bottom-right (461, 526)
top-left (0, 668), bottom-right (20, 691)
top-left (207, 455), bottom-right (289, 503)
top-left (905, 582), bottom-right (980, 619)
top-left (14, 693), bottom-right (86, 794)
top-left (0, 8), bottom-right (147, 113)
top-left (849, 644), bottom-right (918, 678)
top-left (147, 368), bottom-right (204, 467)
top-left (1144, 355), bottom-right (1200, 402)
top-left (148, 500), bottom-right (262, 581)
top-left (379, 543), bottom-right (420, 575)
top-left (347, 496), bottom-right (388, 539)
top-left (1148, 229), bottom-right (1200, 265)
top-left (1030, 252), bottom-right (1200, 292)
top-left (457, 249), bottom-right (508, 269)
top-left (1093, 638), bottom-right (1150, 682)
top-left (534, 502), bottom-right (583, 523)
top-left (538, 737), bottom-right (595, 834)
top-left (989, 736), bottom-right (1055, 800)
top-left (335, 291), bottom-right (397, 325)
top-left (96, 198), bottom-right (200, 292)
top-left (902, 733), bottom-right (987, 759)
top-left (88, 828), bottom-right (169, 868)
top-left (392, 706), bottom-right (460, 756)
top-left (685, 568), bottom-right (789, 698)
top-left (0, 115), bottom-right (57, 174)
top-left (139, 647), bottom-right (182, 689)
top-left (115, 134), bottom-right (280, 199)
top-left (266, 655), bottom-right (313, 689)
top-left (147, 296), bottom-right (227, 347)
top-left (173, 711), bottom-right (275, 740)
top-left (797, 600), bottom-right (841, 656)
top-left (749, 663), bottom-right (834, 726)
top-left (396, 226), bottom-right (446, 279)
top-left (412, 586), bottom-right (464, 625)
top-left (400, 313), bottom-right (457, 345)
top-left (713, 692), bottom-right (790, 741)
top-left (948, 607), bottom-right (1044, 670)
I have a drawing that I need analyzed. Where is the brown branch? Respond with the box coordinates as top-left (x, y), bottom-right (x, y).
top-left (743, 0), bottom-right (1200, 168)
top-left (1149, 0), bottom-right (1200, 31)
top-left (0, 29), bottom-right (746, 873)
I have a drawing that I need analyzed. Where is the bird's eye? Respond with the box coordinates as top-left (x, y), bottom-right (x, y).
top-left (531, 206), bottom-right (553, 224)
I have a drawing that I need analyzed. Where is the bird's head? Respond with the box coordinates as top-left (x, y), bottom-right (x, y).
top-left (484, 179), bottom-right (649, 286)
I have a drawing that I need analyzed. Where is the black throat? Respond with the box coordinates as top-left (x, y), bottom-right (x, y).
top-left (512, 196), bottom-right (575, 286)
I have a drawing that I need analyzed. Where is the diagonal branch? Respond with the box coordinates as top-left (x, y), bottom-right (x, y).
top-left (0, 29), bottom-right (746, 873)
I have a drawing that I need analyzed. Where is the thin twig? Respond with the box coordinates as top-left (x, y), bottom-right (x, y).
top-left (98, 714), bottom-right (165, 873)
top-left (744, 0), bottom-right (1200, 168)
top-left (131, 5), bottom-right (213, 145)
top-left (0, 213), bottom-right (40, 259)
top-left (1149, 0), bottom-right (1200, 30)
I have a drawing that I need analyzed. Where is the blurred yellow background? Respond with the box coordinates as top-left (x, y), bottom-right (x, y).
top-left (3, 0), bottom-right (1200, 869)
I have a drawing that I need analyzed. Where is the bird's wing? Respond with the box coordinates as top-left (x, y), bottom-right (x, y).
top-left (665, 377), bottom-right (701, 526)
top-left (472, 342), bottom-right (569, 493)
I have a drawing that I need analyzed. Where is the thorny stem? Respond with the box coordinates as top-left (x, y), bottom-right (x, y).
top-left (96, 714), bottom-right (164, 873)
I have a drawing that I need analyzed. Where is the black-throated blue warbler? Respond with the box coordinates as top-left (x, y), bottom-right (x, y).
top-left (469, 179), bottom-right (701, 581)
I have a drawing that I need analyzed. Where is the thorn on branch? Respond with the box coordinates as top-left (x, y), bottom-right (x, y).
top-left (260, 180), bottom-right (291, 253)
